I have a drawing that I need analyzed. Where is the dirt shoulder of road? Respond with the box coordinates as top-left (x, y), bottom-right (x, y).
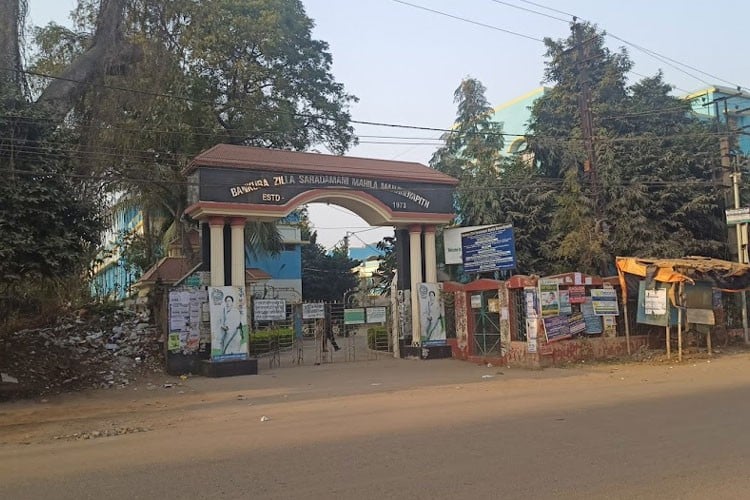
top-left (3, 350), bottom-right (750, 447)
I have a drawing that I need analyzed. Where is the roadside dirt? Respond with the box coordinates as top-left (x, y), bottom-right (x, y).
top-left (3, 350), bottom-right (749, 447)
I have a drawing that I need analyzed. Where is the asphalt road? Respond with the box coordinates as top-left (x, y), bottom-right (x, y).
top-left (2, 354), bottom-right (750, 499)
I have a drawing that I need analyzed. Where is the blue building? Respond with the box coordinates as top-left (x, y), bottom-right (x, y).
top-left (685, 85), bottom-right (750, 155)
top-left (90, 198), bottom-right (143, 300)
top-left (245, 221), bottom-right (305, 303)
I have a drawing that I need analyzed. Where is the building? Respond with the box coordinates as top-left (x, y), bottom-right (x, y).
top-left (685, 85), bottom-right (750, 155)
top-left (90, 196), bottom-right (143, 300)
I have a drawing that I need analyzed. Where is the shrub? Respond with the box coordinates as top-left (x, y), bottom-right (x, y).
top-left (367, 326), bottom-right (390, 351)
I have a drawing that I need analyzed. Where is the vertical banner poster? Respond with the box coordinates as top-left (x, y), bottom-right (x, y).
top-left (526, 318), bottom-right (539, 353)
top-left (209, 286), bottom-right (249, 362)
top-left (524, 287), bottom-right (539, 318)
top-left (418, 282), bottom-right (446, 345)
top-left (539, 281), bottom-right (560, 317)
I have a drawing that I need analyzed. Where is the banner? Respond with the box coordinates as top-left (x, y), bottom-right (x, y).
top-left (582, 298), bottom-right (603, 334)
top-left (254, 299), bottom-right (286, 321)
top-left (168, 290), bottom-right (207, 353)
top-left (367, 307), bottom-right (387, 323)
top-left (568, 285), bottom-right (586, 304)
top-left (590, 288), bottom-right (619, 316)
top-left (209, 286), bottom-right (249, 362)
top-left (302, 302), bottom-right (326, 320)
top-left (543, 315), bottom-right (571, 343)
top-left (418, 282), bottom-right (446, 345)
top-left (539, 282), bottom-right (560, 317)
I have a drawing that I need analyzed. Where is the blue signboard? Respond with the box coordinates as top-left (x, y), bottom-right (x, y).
top-left (461, 224), bottom-right (517, 273)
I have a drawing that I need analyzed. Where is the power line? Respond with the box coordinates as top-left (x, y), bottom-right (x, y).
top-left (390, 0), bottom-right (544, 42)
top-left (489, 0), bottom-right (570, 23)
top-left (507, 0), bottom-right (746, 91)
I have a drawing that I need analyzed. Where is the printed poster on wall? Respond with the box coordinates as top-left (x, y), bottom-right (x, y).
top-left (581, 298), bottom-right (603, 334)
top-left (539, 282), bottom-right (560, 317)
top-left (526, 318), bottom-right (539, 353)
top-left (590, 288), bottom-right (619, 316)
top-left (543, 315), bottom-right (571, 343)
top-left (568, 312), bottom-right (585, 336)
top-left (208, 286), bottom-right (249, 362)
top-left (168, 290), bottom-right (207, 353)
top-left (418, 282), bottom-right (446, 346)
top-left (568, 285), bottom-right (586, 304)
top-left (559, 290), bottom-right (572, 314)
top-left (524, 287), bottom-right (539, 318)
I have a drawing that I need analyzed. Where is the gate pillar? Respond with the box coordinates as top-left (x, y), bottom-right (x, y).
top-left (229, 217), bottom-right (246, 287)
top-left (409, 224), bottom-right (423, 345)
top-left (208, 216), bottom-right (226, 286)
top-left (424, 224), bottom-right (437, 283)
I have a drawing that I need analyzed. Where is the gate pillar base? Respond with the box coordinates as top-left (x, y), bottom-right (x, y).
top-left (201, 359), bottom-right (258, 377)
top-left (400, 345), bottom-right (453, 360)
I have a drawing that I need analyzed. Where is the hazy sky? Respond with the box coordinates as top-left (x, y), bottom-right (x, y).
top-left (26, 0), bottom-right (750, 249)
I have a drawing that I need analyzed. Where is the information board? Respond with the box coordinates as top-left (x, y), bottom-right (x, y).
top-left (302, 302), bottom-right (326, 319)
top-left (253, 299), bottom-right (286, 321)
top-left (461, 224), bottom-right (517, 273)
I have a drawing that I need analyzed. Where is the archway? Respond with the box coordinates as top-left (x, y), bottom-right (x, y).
top-left (184, 144), bottom-right (458, 349)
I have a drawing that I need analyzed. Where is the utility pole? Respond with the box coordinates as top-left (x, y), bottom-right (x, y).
top-left (573, 21), bottom-right (606, 274)
top-left (722, 136), bottom-right (750, 344)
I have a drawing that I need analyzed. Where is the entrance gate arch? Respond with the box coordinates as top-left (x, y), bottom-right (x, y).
top-left (184, 145), bottom-right (458, 345)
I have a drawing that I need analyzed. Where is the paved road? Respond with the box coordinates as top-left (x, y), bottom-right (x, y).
top-left (2, 355), bottom-right (750, 499)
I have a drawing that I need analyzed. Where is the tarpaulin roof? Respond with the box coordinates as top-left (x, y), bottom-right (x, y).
top-left (616, 256), bottom-right (750, 292)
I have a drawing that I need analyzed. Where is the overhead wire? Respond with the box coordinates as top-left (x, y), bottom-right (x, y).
top-left (507, 0), bottom-right (746, 91)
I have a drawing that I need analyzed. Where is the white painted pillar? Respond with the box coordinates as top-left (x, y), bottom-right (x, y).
top-left (208, 216), bottom-right (225, 287)
top-left (423, 224), bottom-right (437, 283)
top-left (229, 217), bottom-right (246, 287)
top-left (409, 224), bottom-right (423, 346)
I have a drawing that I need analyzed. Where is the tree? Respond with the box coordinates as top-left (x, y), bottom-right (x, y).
top-left (430, 77), bottom-right (555, 275)
top-left (527, 22), bottom-right (724, 273)
top-left (430, 78), bottom-right (507, 225)
top-left (14, 0), bottom-right (358, 276)
top-left (301, 230), bottom-right (359, 302)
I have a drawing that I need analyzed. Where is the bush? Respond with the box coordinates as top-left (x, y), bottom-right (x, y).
top-left (249, 327), bottom-right (295, 355)
top-left (367, 326), bottom-right (390, 351)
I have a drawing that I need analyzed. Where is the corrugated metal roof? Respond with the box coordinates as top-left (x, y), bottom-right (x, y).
top-left (186, 145), bottom-right (459, 185)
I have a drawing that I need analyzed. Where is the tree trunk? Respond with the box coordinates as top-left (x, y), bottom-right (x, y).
top-left (0, 0), bottom-right (23, 97)
top-left (34, 0), bottom-right (142, 123)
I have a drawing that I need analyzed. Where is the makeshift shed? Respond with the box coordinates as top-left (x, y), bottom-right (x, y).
top-left (615, 256), bottom-right (750, 359)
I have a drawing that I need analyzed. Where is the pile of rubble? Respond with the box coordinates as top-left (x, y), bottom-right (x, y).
top-left (0, 307), bottom-right (163, 399)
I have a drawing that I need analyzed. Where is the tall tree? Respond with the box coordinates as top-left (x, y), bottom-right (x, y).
top-left (527, 22), bottom-right (724, 273)
top-left (24, 0), bottom-right (358, 273)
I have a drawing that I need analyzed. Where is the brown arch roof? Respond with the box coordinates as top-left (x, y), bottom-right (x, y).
top-left (185, 144), bottom-right (459, 185)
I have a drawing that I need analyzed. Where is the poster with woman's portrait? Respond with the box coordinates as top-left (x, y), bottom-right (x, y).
top-left (539, 281), bottom-right (560, 317)
top-left (209, 286), bottom-right (249, 362)
top-left (418, 282), bottom-right (446, 346)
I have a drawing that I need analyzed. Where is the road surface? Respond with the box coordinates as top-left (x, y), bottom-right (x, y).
top-left (2, 353), bottom-right (750, 499)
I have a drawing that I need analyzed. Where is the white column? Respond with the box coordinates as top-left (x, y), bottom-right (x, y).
top-left (423, 224), bottom-right (437, 283)
top-left (409, 224), bottom-right (423, 346)
top-left (208, 217), bottom-right (225, 287)
top-left (229, 217), bottom-right (246, 287)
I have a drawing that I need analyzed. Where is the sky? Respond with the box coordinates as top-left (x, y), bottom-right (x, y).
top-left (26, 0), bottom-right (750, 249)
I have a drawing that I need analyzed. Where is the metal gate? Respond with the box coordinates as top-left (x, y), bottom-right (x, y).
top-left (248, 298), bottom-right (393, 369)
top-left (471, 291), bottom-right (501, 356)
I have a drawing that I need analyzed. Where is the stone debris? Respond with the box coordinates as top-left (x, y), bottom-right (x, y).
top-left (53, 426), bottom-right (152, 441)
top-left (260, 415), bottom-right (271, 422)
top-left (0, 307), bottom-right (163, 399)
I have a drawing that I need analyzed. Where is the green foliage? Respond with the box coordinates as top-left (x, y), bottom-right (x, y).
top-left (249, 327), bottom-right (294, 355)
top-left (301, 230), bottom-right (359, 302)
top-left (528, 23), bottom-right (725, 271)
top-left (28, 0), bottom-right (358, 273)
top-left (367, 326), bottom-right (389, 351)
top-left (0, 96), bottom-right (103, 286)
top-left (372, 236), bottom-right (396, 295)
